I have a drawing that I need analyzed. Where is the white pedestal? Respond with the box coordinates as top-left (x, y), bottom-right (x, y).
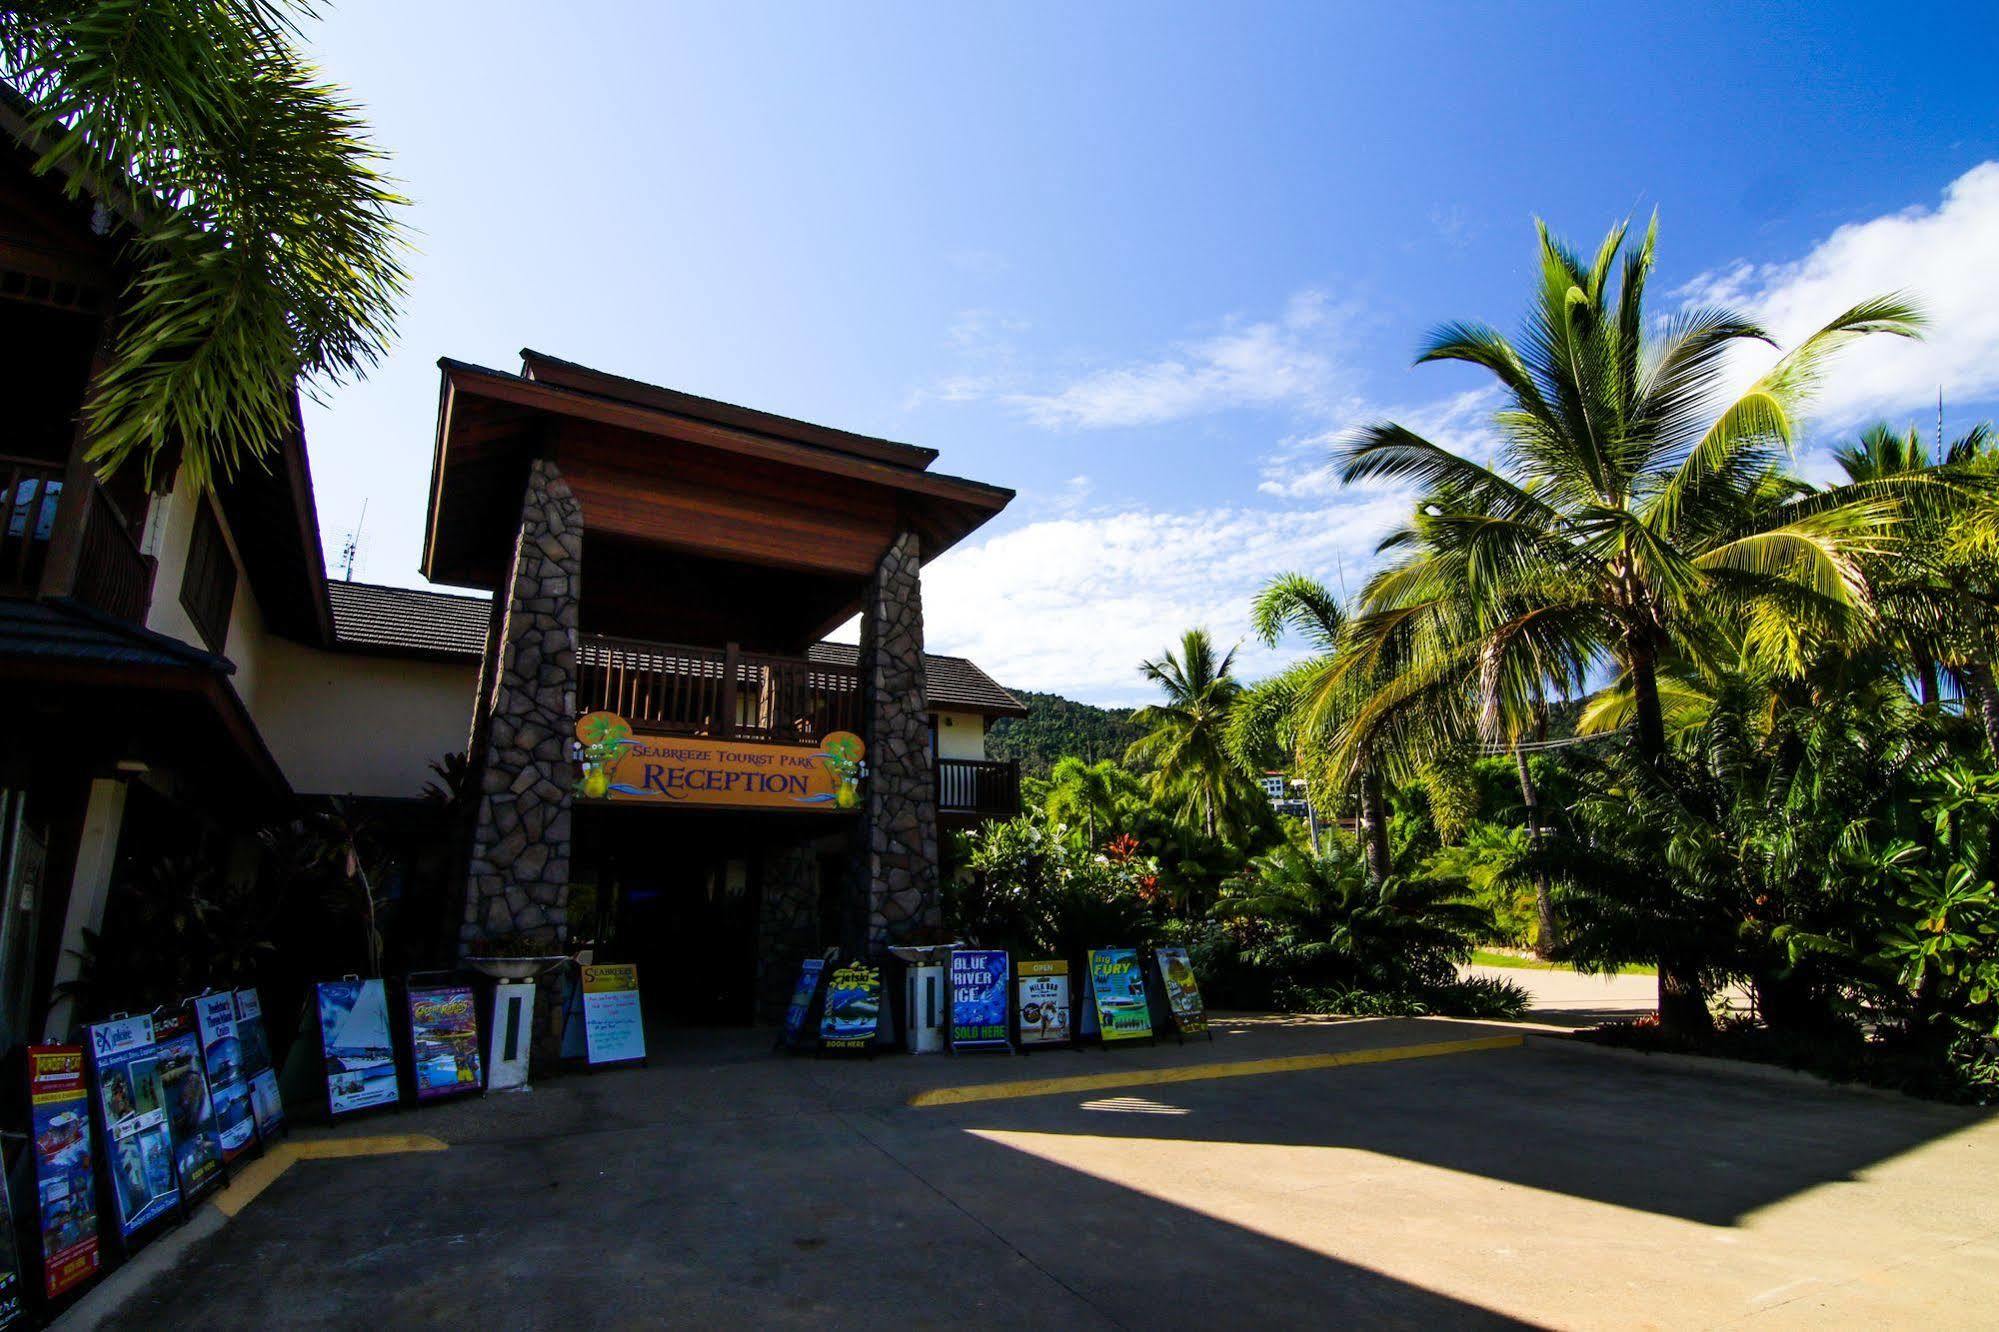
top-left (486, 979), bottom-right (536, 1091)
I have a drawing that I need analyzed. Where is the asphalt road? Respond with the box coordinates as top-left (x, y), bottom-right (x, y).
top-left (88, 1017), bottom-right (1999, 1330)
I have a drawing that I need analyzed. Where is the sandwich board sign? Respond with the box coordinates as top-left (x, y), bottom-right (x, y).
top-left (819, 963), bottom-right (880, 1051)
top-left (579, 964), bottom-right (646, 1066)
top-left (1086, 948), bottom-right (1153, 1043)
top-left (86, 1015), bottom-right (178, 1237)
top-left (315, 978), bottom-right (400, 1116)
top-left (192, 992), bottom-right (258, 1162)
top-left (1154, 946), bottom-right (1210, 1040)
top-left (27, 1046), bottom-right (99, 1300)
top-left (1015, 960), bottom-right (1071, 1048)
top-left (781, 957), bottom-right (825, 1049)
top-left (948, 949), bottom-right (1011, 1052)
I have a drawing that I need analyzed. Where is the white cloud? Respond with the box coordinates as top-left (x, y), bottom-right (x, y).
top-left (1257, 386), bottom-right (1503, 500)
top-left (918, 494), bottom-right (1410, 706)
top-left (1680, 161), bottom-right (1999, 428)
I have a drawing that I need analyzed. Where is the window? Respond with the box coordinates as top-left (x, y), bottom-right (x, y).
top-left (179, 499), bottom-right (236, 652)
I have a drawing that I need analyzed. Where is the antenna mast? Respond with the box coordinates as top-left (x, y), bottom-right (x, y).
top-left (339, 500), bottom-right (368, 582)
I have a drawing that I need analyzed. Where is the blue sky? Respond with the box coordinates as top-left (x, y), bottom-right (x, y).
top-left (300, 1), bottom-right (1999, 705)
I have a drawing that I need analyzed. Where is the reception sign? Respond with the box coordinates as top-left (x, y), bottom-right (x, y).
top-left (949, 949), bottom-right (1011, 1050)
top-left (192, 993), bottom-right (257, 1162)
top-left (1155, 946), bottom-right (1209, 1038)
top-left (574, 712), bottom-right (864, 811)
top-left (1087, 948), bottom-right (1153, 1042)
top-left (27, 1047), bottom-right (98, 1300)
top-left (316, 979), bottom-right (400, 1116)
top-left (87, 1016), bottom-right (178, 1236)
top-left (580, 965), bottom-right (647, 1065)
top-left (1016, 960), bottom-right (1071, 1047)
top-left (153, 1010), bottom-right (225, 1202)
top-left (408, 985), bottom-right (484, 1099)
top-left (819, 963), bottom-right (881, 1050)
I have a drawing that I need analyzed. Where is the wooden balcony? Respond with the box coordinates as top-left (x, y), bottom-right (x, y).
top-left (2, 455), bottom-right (152, 622)
top-left (937, 757), bottom-right (1020, 820)
top-left (578, 634), bottom-right (861, 745)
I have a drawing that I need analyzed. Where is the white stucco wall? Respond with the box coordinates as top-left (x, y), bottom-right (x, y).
top-left (933, 709), bottom-right (987, 760)
top-left (253, 638), bottom-right (479, 799)
top-left (140, 469), bottom-right (209, 651)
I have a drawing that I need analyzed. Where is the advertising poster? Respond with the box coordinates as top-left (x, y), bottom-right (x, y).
top-left (1087, 948), bottom-right (1153, 1042)
top-left (579, 964), bottom-right (647, 1065)
top-left (1155, 946), bottom-right (1209, 1038)
top-left (315, 979), bottom-right (400, 1115)
top-left (153, 1010), bottom-right (225, 1202)
top-left (87, 1016), bottom-right (179, 1236)
top-left (234, 988), bottom-right (286, 1139)
top-left (1016, 960), bottom-right (1071, 1047)
top-left (27, 1047), bottom-right (98, 1301)
top-left (192, 993), bottom-right (256, 1162)
top-left (409, 985), bottom-right (484, 1098)
top-left (818, 962), bottom-right (880, 1050)
top-left (949, 949), bottom-right (1011, 1050)
top-left (782, 958), bottom-right (824, 1045)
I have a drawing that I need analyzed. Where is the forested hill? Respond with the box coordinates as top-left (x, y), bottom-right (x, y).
top-left (985, 690), bottom-right (1148, 778)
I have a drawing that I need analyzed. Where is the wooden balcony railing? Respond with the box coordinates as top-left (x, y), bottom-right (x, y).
top-left (71, 481), bottom-right (152, 622)
top-left (937, 758), bottom-right (1021, 819)
top-left (2, 456), bottom-right (152, 622)
top-left (0, 456), bottom-right (63, 595)
top-left (578, 634), bottom-right (861, 746)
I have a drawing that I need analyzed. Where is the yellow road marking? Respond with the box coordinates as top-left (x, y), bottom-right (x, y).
top-left (212, 1133), bottom-right (449, 1217)
top-left (908, 1034), bottom-right (1523, 1108)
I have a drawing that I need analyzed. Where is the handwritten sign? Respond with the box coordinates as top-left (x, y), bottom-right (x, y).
top-left (581, 964), bottom-right (646, 1065)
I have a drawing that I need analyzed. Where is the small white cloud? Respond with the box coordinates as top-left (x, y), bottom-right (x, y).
top-left (1257, 386), bottom-right (1503, 500)
top-left (1679, 161), bottom-right (1999, 429)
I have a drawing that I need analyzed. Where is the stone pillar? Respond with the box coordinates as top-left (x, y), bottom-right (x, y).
top-left (461, 457), bottom-right (582, 955)
top-left (852, 530), bottom-right (942, 953)
top-left (754, 846), bottom-right (821, 1023)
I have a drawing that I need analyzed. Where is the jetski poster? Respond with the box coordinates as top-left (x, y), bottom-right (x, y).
top-left (316, 979), bottom-right (400, 1116)
top-left (153, 1009), bottom-right (226, 1202)
top-left (1087, 948), bottom-right (1153, 1042)
top-left (86, 1015), bottom-right (179, 1236)
top-left (27, 1046), bottom-right (98, 1300)
top-left (192, 992), bottom-right (257, 1161)
top-left (818, 963), bottom-right (880, 1050)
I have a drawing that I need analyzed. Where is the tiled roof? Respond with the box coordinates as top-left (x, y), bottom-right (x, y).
top-left (807, 642), bottom-right (1027, 717)
top-left (327, 580), bottom-right (488, 658)
top-left (0, 597), bottom-right (231, 672)
top-left (324, 581), bottom-right (1026, 716)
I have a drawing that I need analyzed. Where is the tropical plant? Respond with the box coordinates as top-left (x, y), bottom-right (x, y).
top-left (1126, 628), bottom-right (1265, 845)
top-left (1330, 216), bottom-right (1923, 1033)
top-left (1042, 756), bottom-right (1139, 850)
top-left (0, 0), bottom-right (409, 486)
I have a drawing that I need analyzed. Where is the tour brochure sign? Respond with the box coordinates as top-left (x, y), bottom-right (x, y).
top-left (27, 1046), bottom-right (98, 1300)
top-left (580, 964), bottom-right (647, 1066)
top-left (949, 949), bottom-right (1011, 1050)
top-left (819, 962), bottom-right (881, 1050)
top-left (1155, 946), bottom-right (1210, 1038)
top-left (783, 958), bottom-right (825, 1046)
top-left (1016, 960), bottom-right (1071, 1047)
top-left (152, 1009), bottom-right (226, 1202)
top-left (1087, 948), bottom-right (1153, 1042)
top-left (316, 978), bottom-right (400, 1116)
top-left (192, 992), bottom-right (258, 1162)
top-left (409, 984), bottom-right (484, 1098)
top-left (234, 988), bottom-right (285, 1138)
top-left (87, 1015), bottom-right (179, 1236)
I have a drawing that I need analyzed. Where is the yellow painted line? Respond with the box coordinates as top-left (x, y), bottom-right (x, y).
top-left (211, 1133), bottom-right (449, 1217)
top-left (907, 1034), bottom-right (1523, 1108)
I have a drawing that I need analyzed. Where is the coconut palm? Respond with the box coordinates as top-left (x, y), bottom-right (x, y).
top-left (1126, 629), bottom-right (1263, 845)
top-left (1, 0), bottom-right (409, 487)
top-left (1041, 755), bottom-right (1137, 850)
top-left (1330, 216), bottom-right (1923, 1033)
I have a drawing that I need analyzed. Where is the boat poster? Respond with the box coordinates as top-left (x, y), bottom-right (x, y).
top-left (86, 1015), bottom-right (179, 1236)
top-left (782, 958), bottom-right (824, 1045)
top-left (408, 984), bottom-right (484, 1098)
top-left (192, 992), bottom-right (257, 1161)
top-left (949, 949), bottom-right (1011, 1050)
top-left (153, 1009), bottom-right (226, 1202)
top-left (1155, 946), bottom-right (1209, 1037)
top-left (580, 964), bottom-right (647, 1065)
top-left (315, 979), bottom-right (400, 1115)
top-left (1087, 948), bottom-right (1153, 1042)
top-left (27, 1047), bottom-right (98, 1301)
top-left (1016, 960), bottom-right (1071, 1047)
top-left (235, 988), bottom-right (285, 1138)
top-left (819, 962), bottom-right (880, 1050)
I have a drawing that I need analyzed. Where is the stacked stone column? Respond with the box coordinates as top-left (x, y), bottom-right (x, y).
top-left (754, 846), bottom-right (821, 1022)
top-left (461, 456), bottom-right (582, 954)
top-left (851, 529), bottom-right (942, 952)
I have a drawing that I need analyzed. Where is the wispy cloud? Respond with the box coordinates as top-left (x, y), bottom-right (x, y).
top-left (1256, 386), bottom-right (1503, 500)
top-left (1679, 161), bottom-right (1999, 430)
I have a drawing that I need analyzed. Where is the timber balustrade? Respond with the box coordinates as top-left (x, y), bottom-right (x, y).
top-left (937, 757), bottom-right (1020, 818)
top-left (2, 454), bottom-right (152, 622)
top-left (578, 634), bottom-right (862, 745)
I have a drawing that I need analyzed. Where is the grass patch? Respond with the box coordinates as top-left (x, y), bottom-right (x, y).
top-left (1470, 948), bottom-right (1656, 977)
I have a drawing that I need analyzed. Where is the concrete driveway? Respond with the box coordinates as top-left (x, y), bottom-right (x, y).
top-left (1462, 961), bottom-right (1661, 1027)
top-left (84, 1016), bottom-right (1999, 1330)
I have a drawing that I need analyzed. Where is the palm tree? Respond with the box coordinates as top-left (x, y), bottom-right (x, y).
top-left (1042, 756), bottom-right (1135, 850)
top-left (1126, 629), bottom-right (1263, 845)
top-left (1331, 216), bottom-right (1923, 1034)
top-left (1, 0), bottom-right (409, 487)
